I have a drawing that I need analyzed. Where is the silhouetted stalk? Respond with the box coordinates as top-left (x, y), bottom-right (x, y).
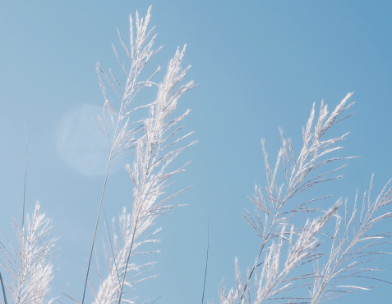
top-left (201, 220), bottom-right (210, 304)
top-left (117, 218), bottom-right (138, 304)
top-left (81, 147), bottom-right (114, 304)
top-left (22, 141), bottom-right (27, 229)
top-left (0, 271), bottom-right (8, 304)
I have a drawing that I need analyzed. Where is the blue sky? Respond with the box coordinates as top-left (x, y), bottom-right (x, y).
top-left (1, 1), bottom-right (392, 303)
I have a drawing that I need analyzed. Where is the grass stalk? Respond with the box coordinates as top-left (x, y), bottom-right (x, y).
top-left (81, 149), bottom-right (113, 304)
top-left (22, 140), bottom-right (27, 229)
top-left (201, 220), bottom-right (210, 304)
top-left (0, 271), bottom-right (8, 304)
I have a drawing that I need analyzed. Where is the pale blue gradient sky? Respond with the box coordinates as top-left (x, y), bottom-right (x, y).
top-left (1, 1), bottom-right (392, 303)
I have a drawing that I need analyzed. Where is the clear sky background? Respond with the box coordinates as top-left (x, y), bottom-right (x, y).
top-left (1, 1), bottom-right (392, 304)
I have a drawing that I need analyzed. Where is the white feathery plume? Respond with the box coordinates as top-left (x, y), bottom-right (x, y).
top-left (87, 7), bottom-right (195, 304)
top-left (0, 201), bottom-right (57, 304)
top-left (310, 176), bottom-right (392, 304)
top-left (219, 201), bottom-right (341, 304)
top-left (217, 94), bottom-right (392, 304)
top-left (236, 94), bottom-right (354, 301)
top-left (81, 7), bottom-right (162, 300)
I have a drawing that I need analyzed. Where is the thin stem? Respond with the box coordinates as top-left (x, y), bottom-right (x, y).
top-left (201, 219), bottom-right (210, 304)
top-left (81, 148), bottom-right (114, 304)
top-left (117, 218), bottom-right (139, 304)
top-left (240, 200), bottom-right (284, 301)
top-left (0, 271), bottom-right (8, 304)
top-left (22, 139), bottom-right (27, 229)
top-left (82, 91), bottom-right (126, 304)
top-left (103, 208), bottom-right (122, 287)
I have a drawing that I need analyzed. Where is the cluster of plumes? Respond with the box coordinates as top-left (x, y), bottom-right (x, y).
top-left (0, 7), bottom-right (194, 304)
top-left (0, 202), bottom-right (57, 304)
top-left (217, 94), bottom-right (392, 304)
top-left (85, 6), bottom-right (195, 304)
top-left (1, 7), bottom-right (391, 304)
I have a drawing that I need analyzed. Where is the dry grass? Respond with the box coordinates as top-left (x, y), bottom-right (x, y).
top-left (1, 7), bottom-right (391, 304)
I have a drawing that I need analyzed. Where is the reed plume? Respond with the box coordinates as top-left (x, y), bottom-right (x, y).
top-left (0, 202), bottom-right (57, 304)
